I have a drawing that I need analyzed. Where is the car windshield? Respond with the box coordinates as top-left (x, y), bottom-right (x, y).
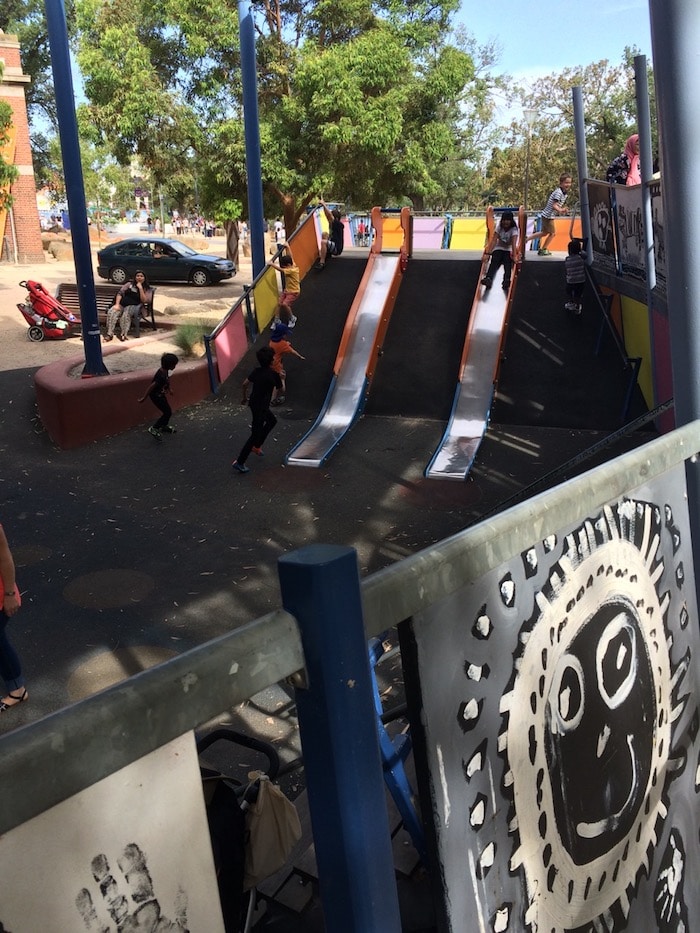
top-left (168, 242), bottom-right (198, 257)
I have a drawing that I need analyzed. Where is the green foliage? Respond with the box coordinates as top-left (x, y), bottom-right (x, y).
top-left (70, 0), bottom-right (483, 227)
top-left (0, 78), bottom-right (19, 211)
top-left (8, 0), bottom-right (655, 225)
top-left (172, 319), bottom-right (211, 356)
top-left (483, 51), bottom-right (655, 209)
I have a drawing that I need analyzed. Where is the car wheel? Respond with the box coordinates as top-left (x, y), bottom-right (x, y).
top-left (190, 267), bottom-right (211, 287)
top-left (109, 266), bottom-right (128, 284)
top-left (28, 325), bottom-right (45, 342)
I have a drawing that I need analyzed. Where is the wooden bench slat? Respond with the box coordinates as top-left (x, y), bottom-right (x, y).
top-left (55, 283), bottom-right (157, 330)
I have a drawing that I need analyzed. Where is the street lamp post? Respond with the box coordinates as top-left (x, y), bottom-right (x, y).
top-left (523, 108), bottom-right (538, 212)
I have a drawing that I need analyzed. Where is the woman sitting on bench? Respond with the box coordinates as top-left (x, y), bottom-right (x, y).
top-left (104, 271), bottom-right (153, 341)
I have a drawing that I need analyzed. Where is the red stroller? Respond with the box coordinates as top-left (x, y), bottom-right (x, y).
top-left (16, 279), bottom-right (81, 342)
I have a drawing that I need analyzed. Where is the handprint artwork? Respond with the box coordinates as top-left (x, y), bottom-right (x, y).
top-left (0, 735), bottom-right (225, 932)
top-left (75, 844), bottom-right (188, 932)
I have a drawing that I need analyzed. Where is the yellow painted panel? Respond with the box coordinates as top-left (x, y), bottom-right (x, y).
top-left (253, 266), bottom-right (281, 332)
top-left (449, 217), bottom-right (488, 250)
top-left (382, 217), bottom-right (404, 249)
top-left (620, 294), bottom-right (653, 407)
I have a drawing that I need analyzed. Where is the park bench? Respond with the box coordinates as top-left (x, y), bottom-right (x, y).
top-left (54, 282), bottom-right (157, 335)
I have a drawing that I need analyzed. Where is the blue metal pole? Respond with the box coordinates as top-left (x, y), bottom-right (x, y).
top-left (44, 0), bottom-right (107, 375)
top-left (278, 545), bottom-right (402, 933)
top-left (648, 0), bottom-right (700, 572)
top-left (238, 0), bottom-right (266, 279)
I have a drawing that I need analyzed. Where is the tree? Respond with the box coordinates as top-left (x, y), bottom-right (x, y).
top-left (0, 66), bottom-right (20, 212)
top-left (73, 0), bottom-right (482, 233)
top-left (483, 51), bottom-right (655, 210)
top-left (1, 0), bottom-right (75, 184)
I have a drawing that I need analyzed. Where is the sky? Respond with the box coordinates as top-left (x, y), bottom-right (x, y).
top-left (455, 0), bottom-right (653, 119)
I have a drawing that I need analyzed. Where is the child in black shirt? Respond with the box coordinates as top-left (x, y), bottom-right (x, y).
top-left (233, 346), bottom-right (283, 474)
top-left (139, 352), bottom-right (179, 438)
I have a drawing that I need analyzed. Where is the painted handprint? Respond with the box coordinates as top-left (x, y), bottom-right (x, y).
top-left (654, 829), bottom-right (688, 931)
top-left (76, 843), bottom-right (188, 932)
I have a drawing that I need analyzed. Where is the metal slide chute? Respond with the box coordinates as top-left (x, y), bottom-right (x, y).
top-left (425, 205), bottom-right (526, 480)
top-left (286, 207), bottom-right (410, 468)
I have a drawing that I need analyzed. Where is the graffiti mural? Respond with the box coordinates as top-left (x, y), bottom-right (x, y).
top-left (614, 186), bottom-right (645, 281)
top-left (586, 183), bottom-right (616, 275)
top-left (408, 465), bottom-right (698, 932)
top-left (650, 180), bottom-right (666, 297)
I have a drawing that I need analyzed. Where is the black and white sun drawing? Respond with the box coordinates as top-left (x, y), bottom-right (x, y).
top-left (410, 471), bottom-right (699, 933)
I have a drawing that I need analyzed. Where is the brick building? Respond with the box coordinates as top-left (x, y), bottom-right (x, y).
top-left (0, 30), bottom-right (44, 264)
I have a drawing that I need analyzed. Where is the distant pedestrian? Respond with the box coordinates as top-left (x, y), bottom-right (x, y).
top-left (564, 239), bottom-right (586, 315)
top-left (481, 210), bottom-right (519, 292)
top-left (527, 173), bottom-right (572, 256)
top-left (0, 519), bottom-right (28, 714)
top-left (269, 319), bottom-right (305, 405)
top-left (316, 200), bottom-right (344, 269)
top-left (270, 244), bottom-right (301, 325)
top-left (233, 347), bottom-right (283, 474)
top-left (139, 352), bottom-right (179, 439)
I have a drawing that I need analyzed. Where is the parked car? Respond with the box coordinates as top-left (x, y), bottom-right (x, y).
top-left (97, 237), bottom-right (235, 287)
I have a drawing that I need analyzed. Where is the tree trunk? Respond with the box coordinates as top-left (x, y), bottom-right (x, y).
top-left (224, 220), bottom-right (239, 266)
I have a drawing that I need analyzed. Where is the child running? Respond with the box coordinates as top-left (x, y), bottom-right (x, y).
top-left (139, 352), bottom-right (179, 438)
top-left (269, 316), bottom-right (305, 406)
top-left (270, 244), bottom-right (300, 326)
top-left (232, 346), bottom-right (283, 474)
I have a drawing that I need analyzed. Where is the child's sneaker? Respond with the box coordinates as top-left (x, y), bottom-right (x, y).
top-left (288, 315), bottom-right (297, 328)
top-left (232, 461), bottom-right (250, 474)
top-left (148, 426), bottom-right (162, 439)
top-left (538, 248), bottom-right (552, 256)
top-left (161, 425), bottom-right (177, 434)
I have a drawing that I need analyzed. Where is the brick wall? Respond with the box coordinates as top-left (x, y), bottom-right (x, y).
top-left (1, 32), bottom-right (45, 264)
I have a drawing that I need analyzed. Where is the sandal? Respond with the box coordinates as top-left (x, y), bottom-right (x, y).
top-left (0, 688), bottom-right (28, 712)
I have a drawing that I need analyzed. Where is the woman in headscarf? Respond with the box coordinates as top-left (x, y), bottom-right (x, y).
top-left (606, 134), bottom-right (641, 186)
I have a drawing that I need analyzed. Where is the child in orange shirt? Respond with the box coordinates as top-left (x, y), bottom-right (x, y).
top-left (269, 319), bottom-right (305, 405)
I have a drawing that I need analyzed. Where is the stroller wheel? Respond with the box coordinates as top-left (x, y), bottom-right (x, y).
top-left (28, 325), bottom-right (45, 342)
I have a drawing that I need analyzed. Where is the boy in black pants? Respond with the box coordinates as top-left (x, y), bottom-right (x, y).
top-left (139, 352), bottom-right (179, 438)
top-left (233, 346), bottom-right (283, 474)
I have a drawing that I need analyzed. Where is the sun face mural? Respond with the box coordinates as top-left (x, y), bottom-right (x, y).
top-left (409, 470), bottom-right (699, 933)
top-left (502, 499), bottom-right (687, 931)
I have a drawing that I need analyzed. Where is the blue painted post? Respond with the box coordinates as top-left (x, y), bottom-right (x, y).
top-left (238, 0), bottom-right (266, 280)
top-left (278, 545), bottom-right (402, 933)
top-left (44, 0), bottom-right (107, 375)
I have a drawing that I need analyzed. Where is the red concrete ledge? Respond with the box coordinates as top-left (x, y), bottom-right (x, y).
top-left (35, 336), bottom-right (213, 449)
